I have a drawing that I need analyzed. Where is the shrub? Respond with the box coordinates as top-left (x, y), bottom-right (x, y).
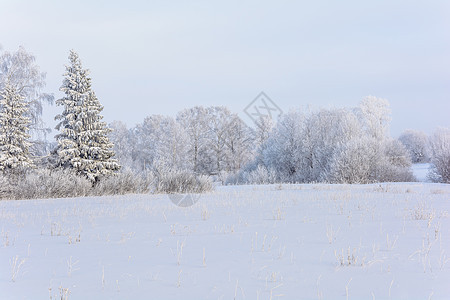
top-left (92, 171), bottom-right (155, 196)
top-left (1, 168), bottom-right (92, 200)
top-left (243, 165), bottom-right (277, 185)
top-left (328, 138), bottom-right (415, 184)
top-left (223, 164), bottom-right (278, 185)
top-left (328, 137), bottom-right (380, 184)
top-left (223, 171), bottom-right (241, 185)
top-left (398, 130), bottom-right (430, 163)
top-left (376, 139), bottom-right (415, 182)
top-left (154, 170), bottom-right (213, 194)
top-left (428, 128), bottom-right (450, 183)
top-left (0, 168), bottom-right (213, 200)
top-left (0, 175), bottom-right (13, 199)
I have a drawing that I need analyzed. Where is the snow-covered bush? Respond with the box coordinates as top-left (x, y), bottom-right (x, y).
top-left (260, 110), bottom-right (305, 182)
top-left (92, 171), bottom-right (155, 196)
top-left (376, 139), bottom-right (415, 182)
top-left (384, 139), bottom-right (412, 168)
top-left (428, 128), bottom-right (450, 183)
top-left (398, 130), bottom-right (430, 163)
top-left (328, 137), bottom-right (380, 184)
top-left (328, 138), bottom-right (414, 184)
top-left (305, 108), bottom-right (363, 182)
top-left (0, 168), bottom-right (214, 200)
top-left (374, 161), bottom-right (415, 183)
top-left (223, 172), bottom-right (241, 185)
top-left (243, 165), bottom-right (277, 185)
top-left (217, 170), bottom-right (233, 185)
top-left (0, 168), bottom-right (92, 200)
top-left (0, 174), bottom-right (13, 199)
top-left (246, 97), bottom-right (415, 185)
top-left (154, 170), bottom-right (213, 194)
top-left (223, 163), bottom-right (278, 185)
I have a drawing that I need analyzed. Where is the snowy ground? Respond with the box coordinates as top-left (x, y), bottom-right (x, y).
top-left (1, 183), bottom-right (450, 299)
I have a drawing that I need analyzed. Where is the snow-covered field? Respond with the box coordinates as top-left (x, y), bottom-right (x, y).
top-left (1, 183), bottom-right (450, 299)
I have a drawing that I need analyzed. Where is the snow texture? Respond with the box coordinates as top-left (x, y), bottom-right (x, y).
top-left (1, 183), bottom-right (449, 299)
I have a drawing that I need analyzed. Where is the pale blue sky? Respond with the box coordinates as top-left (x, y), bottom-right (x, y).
top-left (1, 0), bottom-right (449, 136)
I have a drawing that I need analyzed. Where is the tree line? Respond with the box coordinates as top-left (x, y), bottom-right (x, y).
top-left (0, 46), bottom-right (449, 200)
top-left (109, 96), bottom-right (449, 185)
top-left (0, 48), bottom-right (118, 183)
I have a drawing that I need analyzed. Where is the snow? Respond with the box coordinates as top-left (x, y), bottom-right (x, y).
top-left (412, 163), bottom-right (431, 182)
top-left (1, 183), bottom-right (449, 299)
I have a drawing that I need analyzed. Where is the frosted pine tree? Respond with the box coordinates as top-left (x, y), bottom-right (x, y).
top-left (55, 50), bottom-right (120, 182)
top-left (78, 90), bottom-right (120, 181)
top-left (54, 51), bottom-right (85, 170)
top-left (0, 83), bottom-right (34, 172)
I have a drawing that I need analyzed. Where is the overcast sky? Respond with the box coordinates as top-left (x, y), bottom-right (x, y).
top-left (1, 0), bottom-right (449, 137)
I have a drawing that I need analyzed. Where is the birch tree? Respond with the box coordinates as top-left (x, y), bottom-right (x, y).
top-left (0, 46), bottom-right (53, 143)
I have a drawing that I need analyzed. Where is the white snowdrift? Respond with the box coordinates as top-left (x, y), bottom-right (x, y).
top-left (1, 183), bottom-right (449, 299)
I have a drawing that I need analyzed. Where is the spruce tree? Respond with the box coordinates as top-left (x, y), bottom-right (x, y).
top-left (0, 83), bottom-right (34, 172)
top-left (55, 50), bottom-right (120, 182)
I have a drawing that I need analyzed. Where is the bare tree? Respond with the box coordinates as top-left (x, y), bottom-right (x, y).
top-left (176, 107), bottom-right (210, 174)
top-left (131, 115), bottom-right (189, 173)
top-left (357, 96), bottom-right (391, 141)
top-left (399, 130), bottom-right (429, 163)
top-left (223, 114), bottom-right (254, 173)
top-left (252, 97), bottom-right (413, 184)
top-left (109, 121), bottom-right (133, 169)
top-left (428, 128), bottom-right (450, 183)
